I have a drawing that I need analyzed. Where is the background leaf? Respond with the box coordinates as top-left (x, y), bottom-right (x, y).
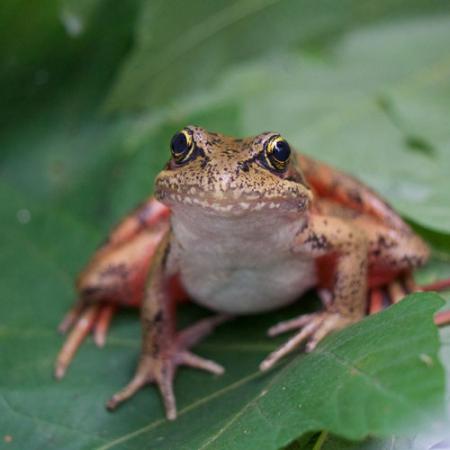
top-left (1, 1), bottom-right (450, 449)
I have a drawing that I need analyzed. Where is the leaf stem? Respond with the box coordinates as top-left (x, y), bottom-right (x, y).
top-left (312, 431), bottom-right (328, 450)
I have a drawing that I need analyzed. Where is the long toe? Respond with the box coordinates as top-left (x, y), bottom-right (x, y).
top-left (179, 351), bottom-right (224, 375)
top-left (106, 372), bottom-right (149, 411)
top-left (261, 312), bottom-right (357, 371)
top-left (267, 314), bottom-right (313, 337)
top-left (54, 304), bottom-right (100, 379)
top-left (260, 320), bottom-right (321, 371)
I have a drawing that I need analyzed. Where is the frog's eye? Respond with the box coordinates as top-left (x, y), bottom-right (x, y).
top-left (170, 129), bottom-right (194, 164)
top-left (264, 136), bottom-right (291, 171)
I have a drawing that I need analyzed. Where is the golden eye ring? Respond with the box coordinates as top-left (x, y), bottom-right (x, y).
top-left (264, 135), bottom-right (291, 171)
top-left (170, 129), bottom-right (194, 163)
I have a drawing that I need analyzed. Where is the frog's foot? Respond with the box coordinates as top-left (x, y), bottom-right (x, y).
top-left (55, 302), bottom-right (117, 379)
top-left (106, 314), bottom-right (230, 420)
top-left (368, 281), bottom-right (409, 315)
top-left (368, 274), bottom-right (450, 316)
top-left (386, 276), bottom-right (450, 326)
top-left (260, 312), bottom-right (356, 371)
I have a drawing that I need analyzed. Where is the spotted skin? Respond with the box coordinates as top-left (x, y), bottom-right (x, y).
top-left (156, 127), bottom-right (312, 216)
top-left (56, 125), bottom-right (447, 420)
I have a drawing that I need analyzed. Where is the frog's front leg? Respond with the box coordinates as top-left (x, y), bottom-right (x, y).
top-left (106, 233), bottom-right (229, 420)
top-left (260, 215), bottom-right (368, 371)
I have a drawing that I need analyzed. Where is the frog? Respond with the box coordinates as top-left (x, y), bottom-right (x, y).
top-left (55, 125), bottom-right (450, 420)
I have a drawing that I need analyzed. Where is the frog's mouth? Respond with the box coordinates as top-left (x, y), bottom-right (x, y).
top-left (154, 183), bottom-right (311, 216)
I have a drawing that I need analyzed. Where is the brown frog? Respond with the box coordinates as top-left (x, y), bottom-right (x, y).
top-left (55, 126), bottom-right (450, 420)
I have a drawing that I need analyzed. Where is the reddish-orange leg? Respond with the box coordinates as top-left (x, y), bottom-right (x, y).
top-left (55, 197), bottom-right (171, 379)
top-left (368, 274), bottom-right (450, 326)
top-left (94, 304), bottom-right (117, 347)
top-left (55, 304), bottom-right (101, 379)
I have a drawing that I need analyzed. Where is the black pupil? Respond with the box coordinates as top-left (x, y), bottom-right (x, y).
top-left (171, 132), bottom-right (189, 155)
top-left (272, 140), bottom-right (290, 162)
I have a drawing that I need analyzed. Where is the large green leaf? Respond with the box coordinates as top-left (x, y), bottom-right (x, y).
top-left (105, 0), bottom-right (450, 112)
top-left (1, 1), bottom-right (450, 449)
top-left (0, 207), bottom-right (446, 450)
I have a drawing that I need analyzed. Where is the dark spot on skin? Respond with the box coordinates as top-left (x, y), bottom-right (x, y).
top-left (153, 310), bottom-right (164, 324)
top-left (200, 155), bottom-right (210, 169)
top-left (297, 219), bottom-right (309, 235)
top-left (348, 189), bottom-right (363, 205)
top-left (238, 154), bottom-right (258, 173)
top-left (143, 310), bottom-right (164, 335)
top-left (161, 242), bottom-right (171, 269)
top-left (81, 286), bottom-right (101, 299)
top-left (100, 264), bottom-right (128, 280)
top-left (400, 255), bottom-right (425, 267)
top-left (377, 234), bottom-right (397, 250)
top-left (305, 232), bottom-right (330, 251)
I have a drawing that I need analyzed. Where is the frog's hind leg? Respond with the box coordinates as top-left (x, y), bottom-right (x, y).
top-left (421, 277), bottom-right (450, 325)
top-left (381, 273), bottom-right (450, 325)
top-left (55, 229), bottom-right (163, 380)
top-left (58, 298), bottom-right (85, 334)
top-left (55, 304), bottom-right (102, 379)
top-left (55, 304), bottom-right (118, 378)
top-left (368, 288), bottom-right (386, 314)
top-left (368, 274), bottom-right (450, 326)
top-left (421, 278), bottom-right (450, 292)
top-left (386, 273), bottom-right (450, 299)
top-left (58, 300), bottom-right (117, 346)
top-left (93, 304), bottom-right (117, 347)
top-left (55, 197), bottom-right (171, 379)
top-left (421, 274), bottom-right (450, 326)
top-left (368, 274), bottom-right (412, 314)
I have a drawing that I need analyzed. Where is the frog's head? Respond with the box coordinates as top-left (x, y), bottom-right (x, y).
top-left (155, 125), bottom-right (312, 216)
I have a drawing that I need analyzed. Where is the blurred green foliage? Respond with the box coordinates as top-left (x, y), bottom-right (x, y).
top-left (1, 1), bottom-right (450, 449)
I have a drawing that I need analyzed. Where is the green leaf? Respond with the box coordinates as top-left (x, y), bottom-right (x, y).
top-left (105, 0), bottom-right (450, 112)
top-left (1, 1), bottom-right (450, 450)
top-left (0, 220), bottom-right (445, 450)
